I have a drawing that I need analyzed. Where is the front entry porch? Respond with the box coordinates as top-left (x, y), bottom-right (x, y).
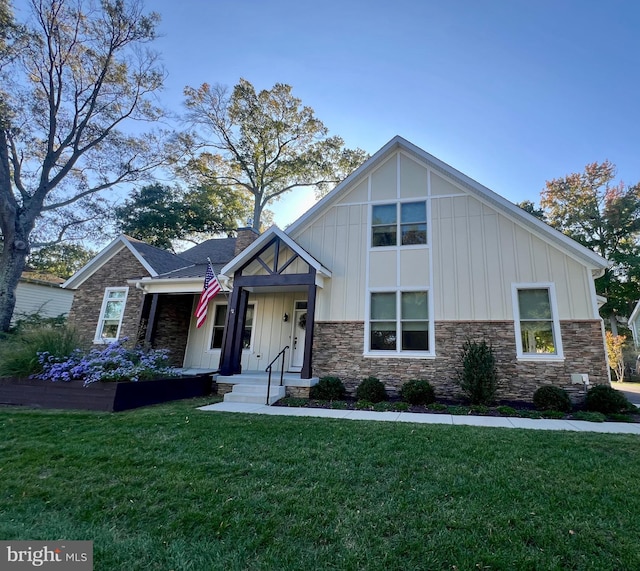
top-left (216, 371), bottom-right (319, 405)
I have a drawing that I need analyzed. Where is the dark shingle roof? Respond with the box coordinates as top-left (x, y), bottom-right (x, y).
top-left (126, 237), bottom-right (193, 275)
top-left (179, 238), bottom-right (237, 265)
top-left (152, 238), bottom-right (237, 280)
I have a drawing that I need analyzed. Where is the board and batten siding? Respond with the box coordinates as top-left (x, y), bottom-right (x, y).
top-left (14, 281), bottom-right (74, 322)
top-left (292, 150), bottom-right (597, 322)
top-left (183, 291), bottom-right (304, 371)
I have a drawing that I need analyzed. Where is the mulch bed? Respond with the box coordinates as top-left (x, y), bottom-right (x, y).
top-left (274, 397), bottom-right (640, 423)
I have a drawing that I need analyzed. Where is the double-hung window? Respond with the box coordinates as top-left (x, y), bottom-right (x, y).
top-left (372, 201), bottom-right (427, 247)
top-left (370, 291), bottom-right (430, 353)
top-left (95, 287), bottom-right (128, 343)
top-left (210, 303), bottom-right (255, 350)
top-left (513, 285), bottom-right (563, 359)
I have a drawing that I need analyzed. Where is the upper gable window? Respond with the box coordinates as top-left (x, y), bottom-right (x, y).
top-left (372, 201), bottom-right (426, 247)
top-left (94, 287), bottom-right (128, 343)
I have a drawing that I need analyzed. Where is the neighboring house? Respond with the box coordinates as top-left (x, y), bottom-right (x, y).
top-left (13, 272), bottom-right (74, 324)
top-left (65, 136), bottom-right (610, 402)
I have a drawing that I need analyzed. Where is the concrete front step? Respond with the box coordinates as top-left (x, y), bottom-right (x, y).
top-left (223, 384), bottom-right (286, 405)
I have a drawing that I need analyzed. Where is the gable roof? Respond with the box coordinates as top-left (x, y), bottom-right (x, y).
top-left (62, 235), bottom-right (190, 289)
top-left (286, 135), bottom-right (609, 274)
top-left (220, 226), bottom-right (331, 279)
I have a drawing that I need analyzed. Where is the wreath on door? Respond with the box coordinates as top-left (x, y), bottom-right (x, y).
top-left (298, 312), bottom-right (307, 329)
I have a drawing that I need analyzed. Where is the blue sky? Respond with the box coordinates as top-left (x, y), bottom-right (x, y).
top-left (24, 0), bottom-right (640, 229)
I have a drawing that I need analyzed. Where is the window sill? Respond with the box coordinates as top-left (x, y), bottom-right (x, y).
top-left (363, 351), bottom-right (435, 360)
top-left (516, 355), bottom-right (565, 363)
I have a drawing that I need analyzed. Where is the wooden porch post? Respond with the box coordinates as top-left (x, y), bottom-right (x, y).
top-left (301, 282), bottom-right (317, 379)
top-left (144, 294), bottom-right (160, 345)
top-left (230, 288), bottom-right (250, 374)
top-left (219, 276), bottom-right (241, 375)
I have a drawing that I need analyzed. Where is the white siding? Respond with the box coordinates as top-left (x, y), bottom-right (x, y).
top-left (183, 292), bottom-right (303, 371)
top-left (292, 149), bottom-right (597, 324)
top-left (13, 281), bottom-right (74, 322)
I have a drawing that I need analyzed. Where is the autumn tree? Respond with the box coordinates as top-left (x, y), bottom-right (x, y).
top-left (181, 79), bottom-right (368, 232)
top-left (115, 183), bottom-right (252, 250)
top-left (516, 200), bottom-right (545, 221)
top-left (0, 0), bottom-right (167, 331)
top-left (540, 161), bottom-right (640, 333)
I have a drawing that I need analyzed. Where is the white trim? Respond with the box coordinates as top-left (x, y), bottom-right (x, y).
top-left (286, 136), bottom-right (608, 273)
top-left (219, 225), bottom-right (331, 281)
top-left (63, 235), bottom-right (158, 290)
top-left (512, 283), bottom-right (564, 360)
top-left (93, 287), bottom-right (129, 344)
top-left (365, 288), bottom-right (434, 357)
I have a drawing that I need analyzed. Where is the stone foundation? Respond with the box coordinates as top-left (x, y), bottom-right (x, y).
top-left (215, 382), bottom-right (310, 399)
top-left (313, 320), bottom-right (609, 403)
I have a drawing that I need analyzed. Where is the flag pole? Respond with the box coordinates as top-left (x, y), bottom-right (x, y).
top-left (207, 257), bottom-right (228, 299)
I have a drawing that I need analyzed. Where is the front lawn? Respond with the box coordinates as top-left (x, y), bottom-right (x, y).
top-left (1, 398), bottom-right (639, 570)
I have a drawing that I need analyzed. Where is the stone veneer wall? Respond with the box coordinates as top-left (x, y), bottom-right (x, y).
top-left (152, 295), bottom-right (193, 366)
top-left (67, 248), bottom-right (149, 345)
top-left (313, 320), bottom-right (609, 403)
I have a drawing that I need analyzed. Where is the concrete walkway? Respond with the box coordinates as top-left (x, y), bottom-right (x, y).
top-left (198, 402), bottom-right (640, 435)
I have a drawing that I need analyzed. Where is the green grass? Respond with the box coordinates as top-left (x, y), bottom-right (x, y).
top-left (2, 398), bottom-right (640, 570)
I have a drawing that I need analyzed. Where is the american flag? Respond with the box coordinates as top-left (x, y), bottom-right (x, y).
top-left (195, 262), bottom-right (221, 328)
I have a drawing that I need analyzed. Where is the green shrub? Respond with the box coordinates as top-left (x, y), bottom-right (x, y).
top-left (277, 397), bottom-right (308, 407)
top-left (309, 376), bottom-right (346, 400)
top-left (0, 326), bottom-right (81, 379)
top-left (427, 403), bottom-right (448, 412)
top-left (448, 405), bottom-right (470, 415)
top-left (400, 379), bottom-right (435, 405)
top-left (572, 411), bottom-right (606, 423)
top-left (608, 413), bottom-right (635, 423)
top-left (391, 401), bottom-right (409, 412)
top-left (355, 400), bottom-right (374, 410)
top-left (355, 377), bottom-right (387, 403)
top-left (533, 385), bottom-right (572, 412)
top-left (457, 339), bottom-right (498, 405)
top-left (330, 401), bottom-right (348, 410)
top-left (586, 385), bottom-right (636, 414)
top-left (497, 405), bottom-right (518, 416)
top-left (541, 410), bottom-right (566, 419)
top-left (518, 409), bottom-right (542, 419)
top-left (373, 401), bottom-right (393, 412)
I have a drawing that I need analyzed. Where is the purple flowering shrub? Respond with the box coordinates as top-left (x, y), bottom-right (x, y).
top-left (35, 339), bottom-right (177, 385)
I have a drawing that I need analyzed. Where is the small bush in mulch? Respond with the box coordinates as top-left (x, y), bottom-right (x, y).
top-left (497, 405), bottom-right (518, 416)
top-left (586, 385), bottom-right (636, 414)
top-left (310, 376), bottom-right (346, 400)
top-left (572, 411), bottom-right (606, 423)
top-left (400, 379), bottom-right (436, 405)
top-left (533, 386), bottom-right (572, 412)
top-left (356, 377), bottom-right (387, 403)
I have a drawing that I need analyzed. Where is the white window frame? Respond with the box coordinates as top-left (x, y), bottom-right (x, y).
top-left (370, 200), bottom-right (428, 249)
top-left (206, 301), bottom-right (257, 352)
top-left (364, 288), bottom-right (435, 358)
top-left (512, 283), bottom-right (564, 361)
top-left (94, 287), bottom-right (129, 344)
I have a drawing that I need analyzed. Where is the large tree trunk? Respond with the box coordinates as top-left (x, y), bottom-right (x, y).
top-left (0, 242), bottom-right (29, 332)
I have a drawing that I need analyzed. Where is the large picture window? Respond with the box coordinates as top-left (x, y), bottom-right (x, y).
top-left (370, 291), bottom-right (429, 353)
top-left (372, 201), bottom-right (427, 247)
top-left (94, 287), bottom-right (128, 343)
top-left (210, 303), bottom-right (255, 350)
top-left (513, 285), bottom-right (563, 359)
